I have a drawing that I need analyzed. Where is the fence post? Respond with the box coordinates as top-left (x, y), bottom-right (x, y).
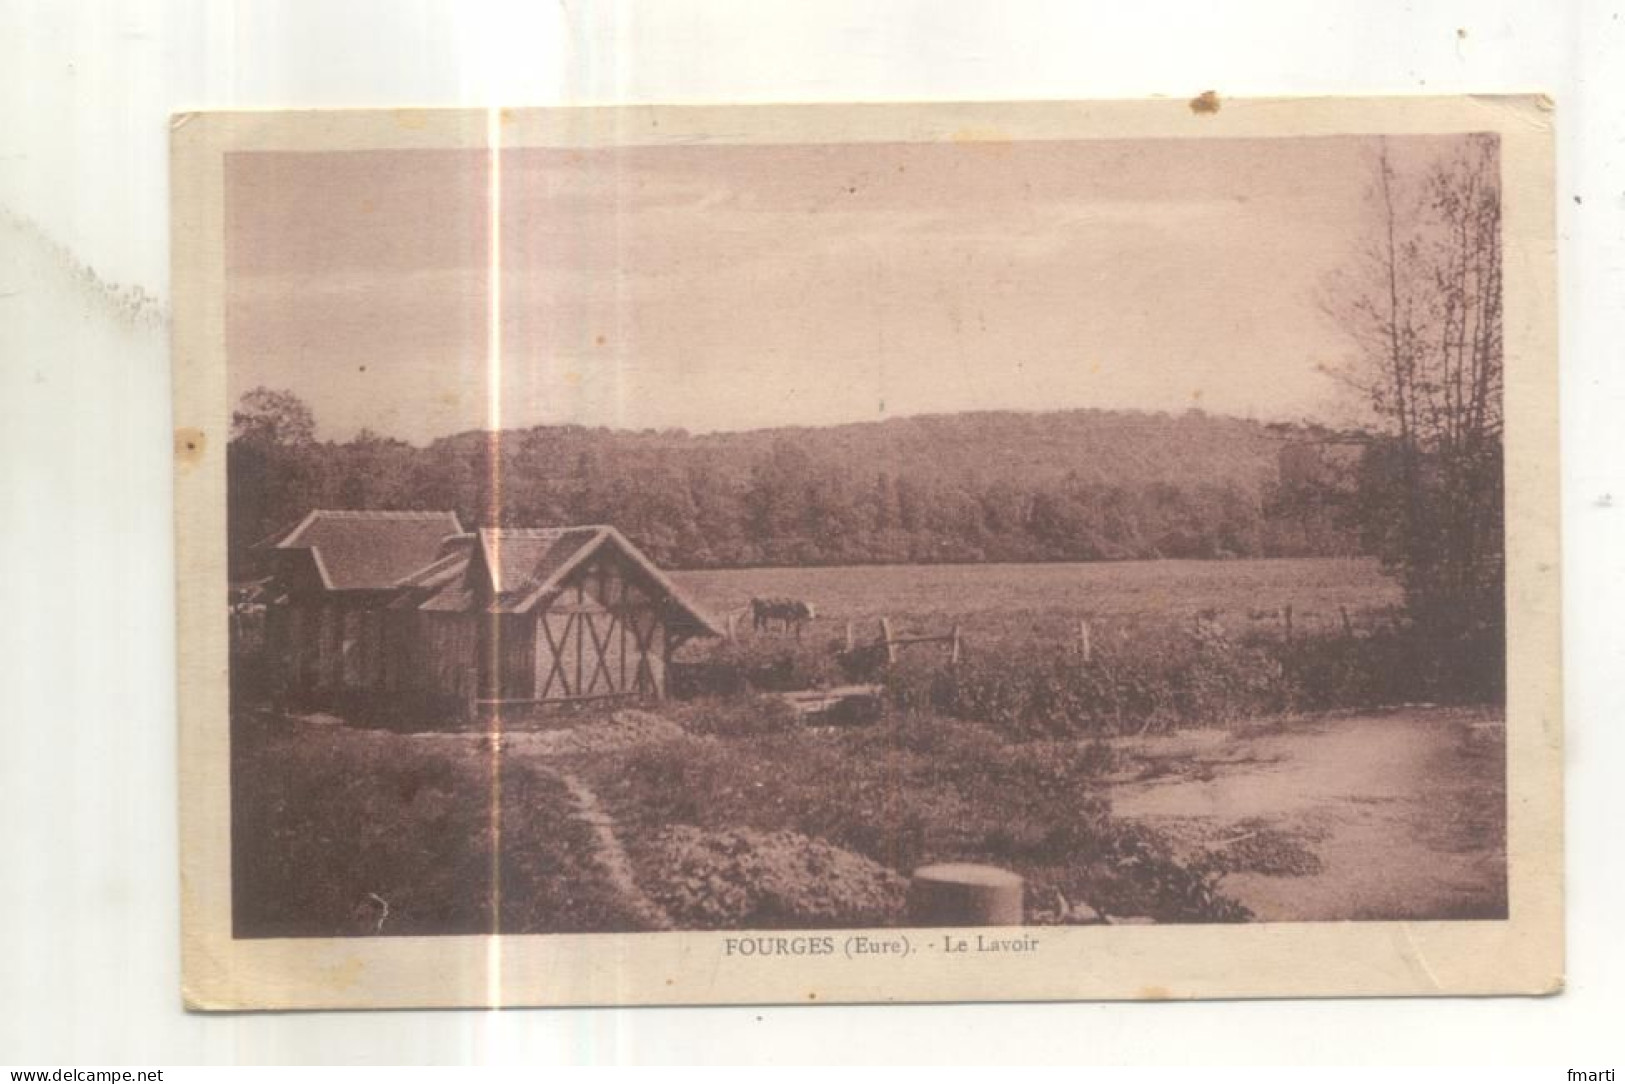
top-left (725, 610), bottom-right (738, 643)
top-left (1077, 619), bottom-right (1093, 663)
top-left (845, 620), bottom-right (855, 652)
top-left (879, 617), bottom-right (897, 665)
top-left (1283, 604), bottom-right (1294, 643)
top-left (949, 623), bottom-right (962, 665)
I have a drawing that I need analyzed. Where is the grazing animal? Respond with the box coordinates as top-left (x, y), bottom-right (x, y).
top-left (750, 597), bottom-right (818, 637)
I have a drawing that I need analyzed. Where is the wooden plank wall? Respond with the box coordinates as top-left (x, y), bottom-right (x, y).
top-left (421, 612), bottom-right (476, 700)
top-left (495, 614), bottom-right (536, 701)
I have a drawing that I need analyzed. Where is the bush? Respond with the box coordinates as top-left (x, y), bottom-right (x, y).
top-left (670, 637), bottom-right (844, 697)
top-left (645, 827), bottom-right (908, 929)
top-left (1076, 825), bottom-right (1253, 923)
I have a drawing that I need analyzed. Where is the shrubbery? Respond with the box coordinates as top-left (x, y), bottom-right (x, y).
top-left (1277, 621), bottom-right (1503, 708)
top-left (880, 622), bottom-right (1498, 740)
top-left (594, 719), bottom-right (1251, 924)
top-left (230, 713), bottom-right (638, 937)
top-left (669, 637), bottom-right (843, 698)
top-left (884, 627), bottom-right (1293, 739)
top-left (644, 827), bottom-right (908, 929)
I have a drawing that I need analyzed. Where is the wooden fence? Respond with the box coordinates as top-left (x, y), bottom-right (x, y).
top-left (854, 617), bottom-right (963, 665)
top-left (722, 599), bottom-right (1377, 664)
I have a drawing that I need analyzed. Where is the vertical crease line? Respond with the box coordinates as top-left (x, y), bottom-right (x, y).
top-left (485, 103), bottom-right (504, 1012)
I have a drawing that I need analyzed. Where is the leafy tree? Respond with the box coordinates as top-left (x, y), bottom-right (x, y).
top-left (1324, 136), bottom-right (1504, 662)
top-left (227, 389), bottom-right (319, 578)
top-left (231, 387), bottom-right (317, 448)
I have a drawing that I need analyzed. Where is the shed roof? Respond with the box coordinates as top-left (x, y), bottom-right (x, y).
top-left (272, 509), bottom-right (465, 591)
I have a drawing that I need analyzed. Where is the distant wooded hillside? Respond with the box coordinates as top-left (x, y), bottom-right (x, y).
top-left (229, 403), bottom-right (1363, 574)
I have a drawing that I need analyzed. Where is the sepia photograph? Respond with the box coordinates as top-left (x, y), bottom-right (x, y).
top-left (172, 98), bottom-right (1561, 1008)
top-left (20, 0), bottom-right (1625, 1066)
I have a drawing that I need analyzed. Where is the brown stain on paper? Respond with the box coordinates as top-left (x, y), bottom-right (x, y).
top-left (1189, 90), bottom-right (1221, 115)
top-left (319, 955), bottom-right (366, 991)
top-left (949, 126), bottom-right (1013, 156)
top-left (174, 427), bottom-right (206, 469)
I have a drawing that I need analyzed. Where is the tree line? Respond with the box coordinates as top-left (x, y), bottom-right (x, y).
top-left (228, 393), bottom-right (1364, 578)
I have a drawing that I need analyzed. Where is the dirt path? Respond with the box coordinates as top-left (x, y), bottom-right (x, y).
top-left (1108, 707), bottom-right (1507, 922)
top-left (400, 710), bottom-right (682, 932)
top-left (555, 771), bottom-right (674, 931)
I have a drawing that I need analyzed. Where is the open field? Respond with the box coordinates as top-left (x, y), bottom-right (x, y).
top-left (674, 557), bottom-right (1403, 646)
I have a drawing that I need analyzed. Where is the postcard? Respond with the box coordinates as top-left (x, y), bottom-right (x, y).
top-left (173, 96), bottom-right (1561, 1008)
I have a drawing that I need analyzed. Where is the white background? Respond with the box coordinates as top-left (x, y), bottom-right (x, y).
top-left (0, 0), bottom-right (1620, 1066)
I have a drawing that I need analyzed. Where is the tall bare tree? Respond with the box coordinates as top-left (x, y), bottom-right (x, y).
top-left (1326, 135), bottom-right (1504, 648)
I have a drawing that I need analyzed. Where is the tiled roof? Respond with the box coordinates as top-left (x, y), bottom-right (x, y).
top-left (393, 539), bottom-right (475, 589)
top-left (479, 526), bottom-right (608, 606)
top-left (417, 581), bottom-right (476, 613)
top-left (275, 510), bottom-right (465, 590)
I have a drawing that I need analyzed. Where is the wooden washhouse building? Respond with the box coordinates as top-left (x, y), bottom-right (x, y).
top-left (257, 510), bottom-right (722, 713)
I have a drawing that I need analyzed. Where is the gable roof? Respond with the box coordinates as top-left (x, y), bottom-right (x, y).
top-left (272, 510), bottom-right (465, 591)
top-left (268, 509), bottom-right (723, 637)
top-left (479, 526), bottom-right (608, 605)
top-left (417, 524), bottom-right (722, 637)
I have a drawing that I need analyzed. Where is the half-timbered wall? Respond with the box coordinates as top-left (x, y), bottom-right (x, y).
top-left (262, 537), bottom-right (695, 709)
top-left (531, 551), bottom-right (669, 701)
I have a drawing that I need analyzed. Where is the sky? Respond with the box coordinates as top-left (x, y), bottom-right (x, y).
top-left (224, 134), bottom-right (1459, 443)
